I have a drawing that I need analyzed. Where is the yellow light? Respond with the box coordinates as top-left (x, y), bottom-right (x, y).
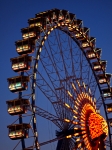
top-left (74, 105), bottom-right (78, 109)
top-left (94, 98), bottom-right (96, 103)
top-left (64, 103), bottom-right (70, 108)
top-left (72, 83), bottom-right (76, 90)
top-left (76, 138), bottom-right (80, 142)
top-left (67, 91), bottom-right (73, 97)
top-left (48, 31), bottom-right (50, 34)
top-left (76, 98), bottom-right (80, 103)
top-left (77, 81), bottom-right (80, 87)
top-left (81, 124), bottom-right (85, 127)
top-left (82, 131), bottom-right (86, 134)
top-left (73, 109), bottom-right (78, 114)
top-left (85, 93), bottom-right (88, 98)
top-left (74, 133), bottom-right (79, 136)
top-left (72, 121), bottom-right (78, 125)
top-left (82, 134), bottom-right (87, 138)
top-left (74, 127), bottom-right (78, 130)
top-left (83, 82), bottom-right (86, 88)
top-left (42, 41), bottom-right (44, 45)
top-left (74, 101), bottom-right (79, 106)
top-left (44, 36), bottom-right (47, 40)
top-left (66, 135), bottom-right (72, 138)
top-left (73, 115), bottom-right (77, 119)
top-left (89, 88), bottom-right (91, 94)
top-left (81, 92), bottom-right (84, 97)
top-left (78, 143), bottom-right (81, 148)
top-left (64, 119), bottom-right (70, 122)
top-left (78, 95), bottom-right (82, 100)
top-left (39, 48), bottom-right (42, 52)
top-left (73, 25), bottom-right (76, 28)
top-left (80, 118), bottom-right (85, 122)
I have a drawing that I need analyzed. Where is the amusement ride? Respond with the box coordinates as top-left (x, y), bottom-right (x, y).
top-left (6, 9), bottom-right (112, 150)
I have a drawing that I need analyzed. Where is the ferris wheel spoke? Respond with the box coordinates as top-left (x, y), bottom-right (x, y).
top-left (13, 140), bottom-right (21, 150)
top-left (43, 33), bottom-right (76, 112)
top-left (36, 70), bottom-right (58, 103)
top-left (46, 30), bottom-right (67, 80)
top-left (66, 34), bottom-right (77, 78)
top-left (39, 57), bottom-right (60, 90)
top-left (96, 95), bottom-right (103, 109)
top-left (24, 136), bottom-right (65, 149)
top-left (87, 71), bottom-right (98, 97)
top-left (36, 69), bottom-right (75, 121)
top-left (29, 101), bottom-right (74, 129)
top-left (34, 105), bottom-right (62, 129)
top-left (40, 43), bottom-right (62, 88)
top-left (35, 69), bottom-right (65, 119)
top-left (69, 138), bottom-right (75, 149)
top-left (58, 138), bottom-right (69, 150)
top-left (105, 140), bottom-right (111, 147)
top-left (54, 29), bottom-right (69, 78)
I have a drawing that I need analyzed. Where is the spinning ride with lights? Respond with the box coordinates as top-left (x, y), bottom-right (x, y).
top-left (6, 9), bottom-right (112, 150)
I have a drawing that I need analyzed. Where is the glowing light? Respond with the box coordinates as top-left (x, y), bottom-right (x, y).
top-left (81, 123), bottom-right (85, 127)
top-left (71, 83), bottom-right (76, 90)
top-left (74, 133), bottom-right (79, 136)
top-left (76, 98), bottom-right (80, 103)
top-left (72, 121), bottom-right (78, 125)
top-left (77, 81), bottom-right (80, 87)
top-left (41, 41), bottom-right (44, 45)
top-left (66, 135), bottom-right (72, 138)
top-left (44, 36), bottom-right (47, 40)
top-left (83, 82), bottom-right (86, 88)
top-left (74, 101), bottom-right (79, 107)
top-left (82, 134), bottom-right (87, 138)
top-left (74, 105), bottom-right (78, 109)
top-left (73, 115), bottom-right (77, 119)
top-left (107, 107), bottom-right (112, 112)
top-left (94, 98), bottom-right (96, 103)
top-left (89, 88), bottom-right (91, 94)
top-left (73, 109), bottom-right (78, 114)
top-left (99, 78), bottom-right (106, 84)
top-left (74, 127), bottom-right (78, 130)
top-left (82, 42), bottom-right (89, 48)
top-left (67, 91), bottom-right (73, 97)
top-left (76, 138), bottom-right (80, 142)
top-left (64, 119), bottom-right (70, 122)
top-left (77, 143), bottom-right (81, 148)
top-left (64, 103), bottom-right (70, 108)
top-left (88, 113), bottom-right (108, 139)
top-left (48, 31), bottom-right (50, 34)
top-left (39, 48), bottom-right (42, 52)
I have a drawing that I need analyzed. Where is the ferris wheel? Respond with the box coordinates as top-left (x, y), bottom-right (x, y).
top-left (6, 8), bottom-right (112, 150)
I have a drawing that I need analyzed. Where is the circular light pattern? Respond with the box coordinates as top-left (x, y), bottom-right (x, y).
top-left (72, 92), bottom-right (108, 149)
top-left (89, 113), bottom-right (108, 140)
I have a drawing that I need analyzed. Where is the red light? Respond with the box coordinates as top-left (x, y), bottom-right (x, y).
top-left (88, 113), bottom-right (108, 139)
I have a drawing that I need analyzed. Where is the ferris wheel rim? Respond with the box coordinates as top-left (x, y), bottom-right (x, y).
top-left (31, 24), bottom-right (111, 148)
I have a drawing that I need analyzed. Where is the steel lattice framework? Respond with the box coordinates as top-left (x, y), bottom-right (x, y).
top-left (6, 9), bottom-right (112, 150)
